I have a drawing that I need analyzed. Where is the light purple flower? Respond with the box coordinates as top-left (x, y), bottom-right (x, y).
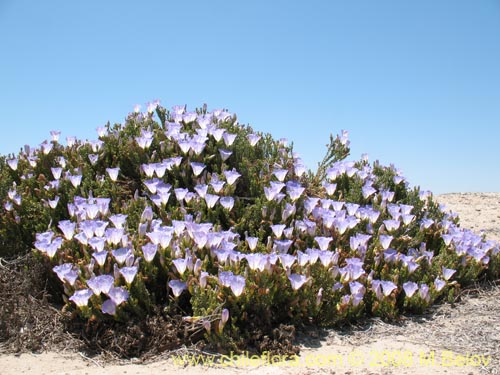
top-left (102, 299), bottom-right (116, 315)
top-left (383, 219), bottom-right (400, 232)
top-left (173, 258), bottom-right (188, 275)
top-left (222, 132), bottom-right (237, 146)
top-left (224, 169), bottom-right (241, 186)
top-left (112, 248), bottom-right (132, 265)
top-left (194, 183), bottom-right (208, 199)
top-left (273, 168), bottom-right (288, 182)
top-left (142, 163), bottom-right (155, 178)
top-left (53, 263), bottom-right (79, 286)
top-left (286, 181), bottom-right (305, 201)
top-left (442, 267), bottom-right (456, 281)
top-left (51, 167), bottom-right (63, 180)
top-left (174, 188), bottom-right (189, 202)
top-left (190, 162), bottom-right (206, 177)
top-left (247, 134), bottom-right (261, 146)
top-left (108, 286), bottom-right (129, 305)
top-left (229, 275), bottom-right (246, 297)
top-left (92, 250), bottom-right (108, 266)
top-left (142, 243), bottom-right (158, 262)
top-left (68, 174), bottom-right (82, 188)
top-left (58, 220), bottom-right (76, 240)
top-left (204, 194), bottom-right (219, 209)
top-left (69, 289), bottom-right (94, 307)
top-left (7, 158), bottom-right (18, 171)
top-left (288, 274), bottom-right (308, 290)
top-left (119, 266), bottom-right (138, 284)
top-left (169, 280), bottom-right (187, 297)
top-left (220, 196), bottom-right (234, 211)
top-left (379, 235), bottom-right (393, 250)
top-left (106, 167), bottom-right (120, 182)
top-left (246, 236), bottom-right (258, 251)
top-left (403, 281), bottom-right (419, 298)
top-left (270, 224), bottom-right (286, 238)
top-left (279, 254), bottom-right (296, 269)
top-left (434, 278), bottom-right (446, 292)
top-left (219, 149), bottom-right (233, 162)
top-left (109, 214), bottom-right (128, 229)
top-left (87, 274), bottom-right (115, 295)
top-left (419, 283), bottom-right (430, 302)
top-left (315, 236), bottom-right (333, 251)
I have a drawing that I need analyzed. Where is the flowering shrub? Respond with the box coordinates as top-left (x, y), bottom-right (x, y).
top-left (1, 102), bottom-right (499, 352)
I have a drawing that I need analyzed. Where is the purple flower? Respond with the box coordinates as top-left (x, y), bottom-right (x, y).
top-left (270, 224), bottom-right (286, 238)
top-left (419, 283), bottom-right (430, 302)
top-left (222, 132), bottom-right (237, 146)
top-left (224, 169), bottom-right (241, 186)
top-left (245, 253), bottom-right (265, 271)
top-left (87, 274), bottom-right (115, 295)
top-left (169, 280), bottom-right (187, 297)
top-left (362, 184), bottom-right (377, 199)
top-left (315, 236), bottom-right (332, 251)
top-left (286, 181), bottom-right (305, 201)
top-left (142, 243), bottom-right (158, 262)
top-left (279, 254), bottom-right (296, 269)
top-left (58, 220), bottom-right (76, 240)
top-left (383, 219), bottom-right (400, 232)
top-left (102, 299), bottom-right (116, 315)
top-left (204, 194), bottom-right (219, 209)
top-left (403, 281), bottom-right (418, 298)
top-left (246, 236), bottom-right (258, 251)
top-left (434, 278), bottom-right (446, 292)
top-left (142, 163), bottom-right (155, 178)
top-left (380, 280), bottom-right (397, 297)
top-left (442, 267), bottom-right (456, 281)
top-left (247, 134), bottom-right (261, 146)
top-left (219, 149), bottom-right (233, 162)
top-left (194, 184), bottom-right (208, 198)
top-left (51, 167), bottom-right (63, 180)
top-left (229, 275), bottom-right (246, 297)
top-left (273, 168), bottom-right (288, 182)
top-left (112, 248), bottom-right (132, 265)
top-left (173, 258), bottom-right (188, 275)
top-left (92, 250), bottom-right (108, 266)
top-left (106, 167), bottom-right (120, 182)
top-left (53, 263), bottom-right (79, 286)
top-left (7, 158), bottom-right (18, 171)
top-left (174, 188), bottom-right (189, 202)
top-left (220, 196), bottom-right (234, 211)
top-left (288, 274), bottom-right (308, 290)
top-left (68, 174), bottom-right (82, 188)
top-left (190, 162), bottom-right (206, 177)
top-left (119, 266), bottom-right (138, 284)
top-left (69, 289), bottom-right (94, 307)
top-left (107, 286), bottom-right (129, 305)
top-left (109, 214), bottom-right (128, 229)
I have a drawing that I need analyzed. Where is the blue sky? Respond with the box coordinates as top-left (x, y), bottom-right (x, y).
top-left (1, 0), bottom-right (499, 194)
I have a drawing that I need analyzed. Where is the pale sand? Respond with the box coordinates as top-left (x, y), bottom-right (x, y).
top-left (1, 193), bottom-right (499, 375)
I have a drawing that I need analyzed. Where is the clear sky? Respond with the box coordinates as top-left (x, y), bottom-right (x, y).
top-left (1, 0), bottom-right (499, 194)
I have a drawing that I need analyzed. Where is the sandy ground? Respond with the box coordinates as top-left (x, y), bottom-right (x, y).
top-left (1, 193), bottom-right (499, 375)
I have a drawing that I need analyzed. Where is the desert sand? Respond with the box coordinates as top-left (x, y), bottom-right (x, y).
top-left (1, 193), bottom-right (499, 375)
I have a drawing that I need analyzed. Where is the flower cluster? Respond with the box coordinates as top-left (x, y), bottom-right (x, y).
top-left (1, 102), bottom-right (499, 350)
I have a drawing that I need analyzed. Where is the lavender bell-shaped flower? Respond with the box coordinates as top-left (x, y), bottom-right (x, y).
top-left (224, 169), bottom-right (241, 186)
top-left (403, 281), bottom-right (419, 298)
top-left (229, 275), bottom-right (246, 297)
top-left (102, 299), bottom-right (117, 315)
top-left (169, 280), bottom-right (187, 297)
top-left (288, 274), bottom-right (308, 290)
top-left (69, 289), bottom-right (94, 307)
top-left (220, 196), bottom-right (234, 211)
top-left (190, 162), bottom-right (206, 177)
top-left (142, 243), bottom-right (158, 262)
top-left (106, 167), bottom-right (120, 182)
top-left (107, 286), bottom-right (129, 305)
top-left (92, 250), bottom-right (108, 266)
top-left (119, 266), bottom-right (138, 284)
